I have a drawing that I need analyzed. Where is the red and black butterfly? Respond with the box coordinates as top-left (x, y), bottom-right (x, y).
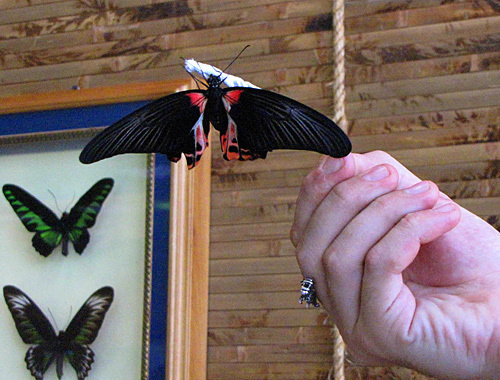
top-left (79, 67), bottom-right (351, 169)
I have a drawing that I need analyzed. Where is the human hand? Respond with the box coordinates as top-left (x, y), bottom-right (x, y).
top-left (290, 151), bottom-right (500, 379)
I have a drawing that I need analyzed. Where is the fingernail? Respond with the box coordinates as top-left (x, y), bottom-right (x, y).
top-left (434, 203), bottom-right (456, 213)
top-left (362, 165), bottom-right (390, 181)
top-left (319, 156), bottom-right (344, 174)
top-left (404, 181), bottom-right (430, 194)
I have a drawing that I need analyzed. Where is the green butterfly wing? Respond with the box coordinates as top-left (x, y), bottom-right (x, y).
top-left (3, 285), bottom-right (58, 344)
top-left (63, 286), bottom-right (114, 379)
top-left (64, 286), bottom-right (114, 345)
top-left (3, 286), bottom-right (59, 380)
top-left (66, 178), bottom-right (114, 254)
top-left (2, 184), bottom-right (63, 257)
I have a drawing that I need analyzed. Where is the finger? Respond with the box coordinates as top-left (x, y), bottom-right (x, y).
top-left (291, 151), bottom-right (422, 247)
top-left (361, 150), bottom-right (422, 188)
top-left (322, 180), bottom-right (440, 332)
top-left (295, 164), bottom-right (399, 311)
top-left (290, 155), bottom-right (352, 247)
top-left (358, 203), bottom-right (461, 333)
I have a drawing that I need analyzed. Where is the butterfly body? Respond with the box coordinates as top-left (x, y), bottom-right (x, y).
top-left (2, 178), bottom-right (113, 257)
top-left (80, 70), bottom-right (352, 169)
top-left (3, 285), bottom-right (113, 380)
top-left (202, 75), bottom-right (233, 131)
top-left (57, 212), bottom-right (71, 257)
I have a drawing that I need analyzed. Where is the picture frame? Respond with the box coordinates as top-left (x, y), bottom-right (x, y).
top-left (0, 81), bottom-right (210, 380)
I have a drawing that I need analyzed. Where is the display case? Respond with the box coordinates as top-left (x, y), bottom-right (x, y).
top-left (0, 81), bottom-right (210, 380)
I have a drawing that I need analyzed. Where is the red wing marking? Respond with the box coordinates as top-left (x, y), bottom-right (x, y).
top-left (220, 90), bottom-right (266, 161)
top-left (220, 114), bottom-right (263, 162)
top-left (184, 113), bottom-right (209, 169)
top-left (221, 116), bottom-right (240, 161)
top-left (186, 92), bottom-right (207, 113)
top-left (222, 90), bottom-right (243, 112)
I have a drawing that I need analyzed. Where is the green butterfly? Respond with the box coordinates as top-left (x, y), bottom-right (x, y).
top-left (2, 178), bottom-right (114, 257)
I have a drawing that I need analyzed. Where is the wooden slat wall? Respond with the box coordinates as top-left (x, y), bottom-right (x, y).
top-left (1, 1), bottom-right (500, 379)
top-left (208, 1), bottom-right (500, 379)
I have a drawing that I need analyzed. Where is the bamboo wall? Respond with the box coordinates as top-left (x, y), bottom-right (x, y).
top-left (1, 0), bottom-right (500, 379)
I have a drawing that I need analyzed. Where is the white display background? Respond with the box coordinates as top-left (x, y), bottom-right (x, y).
top-left (0, 137), bottom-right (149, 380)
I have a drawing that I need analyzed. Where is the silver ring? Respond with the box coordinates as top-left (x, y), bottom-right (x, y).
top-left (299, 277), bottom-right (320, 307)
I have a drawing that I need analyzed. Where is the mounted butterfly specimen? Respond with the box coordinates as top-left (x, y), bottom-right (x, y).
top-left (3, 285), bottom-right (114, 380)
top-left (2, 178), bottom-right (114, 257)
top-left (79, 55), bottom-right (352, 169)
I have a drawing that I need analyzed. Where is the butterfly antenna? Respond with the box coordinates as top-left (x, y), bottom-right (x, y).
top-left (66, 305), bottom-right (73, 329)
top-left (180, 57), bottom-right (208, 89)
top-left (48, 189), bottom-right (63, 214)
top-left (48, 308), bottom-right (60, 332)
top-left (221, 45), bottom-right (250, 74)
top-left (68, 192), bottom-right (76, 211)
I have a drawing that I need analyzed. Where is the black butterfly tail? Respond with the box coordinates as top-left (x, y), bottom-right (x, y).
top-left (72, 230), bottom-right (90, 255)
top-left (62, 237), bottom-right (69, 257)
top-left (65, 343), bottom-right (95, 380)
top-left (26, 345), bottom-right (54, 380)
top-left (56, 353), bottom-right (64, 379)
top-left (68, 345), bottom-right (95, 380)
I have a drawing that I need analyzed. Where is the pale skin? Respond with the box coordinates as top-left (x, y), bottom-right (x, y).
top-left (290, 151), bottom-right (500, 380)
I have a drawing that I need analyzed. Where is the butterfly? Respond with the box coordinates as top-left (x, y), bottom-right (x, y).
top-left (2, 178), bottom-right (114, 257)
top-left (79, 60), bottom-right (352, 169)
top-left (3, 285), bottom-right (114, 380)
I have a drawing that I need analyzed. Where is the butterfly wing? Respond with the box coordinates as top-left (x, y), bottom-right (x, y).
top-left (2, 184), bottom-right (62, 257)
top-left (65, 343), bottom-right (95, 380)
top-left (64, 286), bottom-right (114, 345)
top-left (217, 87), bottom-right (352, 160)
top-left (79, 90), bottom-right (211, 169)
top-left (66, 178), bottom-right (114, 254)
top-left (3, 286), bottom-right (58, 380)
top-left (61, 287), bottom-right (113, 379)
top-left (25, 345), bottom-right (56, 380)
top-left (3, 286), bottom-right (57, 344)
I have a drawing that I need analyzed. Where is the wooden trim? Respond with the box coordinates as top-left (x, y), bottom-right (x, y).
top-left (167, 146), bottom-right (211, 380)
top-left (0, 79), bottom-right (189, 114)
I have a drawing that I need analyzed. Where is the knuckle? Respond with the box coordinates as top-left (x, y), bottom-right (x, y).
top-left (370, 195), bottom-right (393, 211)
top-left (322, 245), bottom-right (344, 277)
top-left (364, 246), bottom-right (400, 275)
top-left (398, 212), bottom-right (421, 233)
top-left (327, 181), bottom-right (358, 205)
top-left (300, 168), bottom-right (331, 201)
top-left (364, 248), bottom-right (385, 272)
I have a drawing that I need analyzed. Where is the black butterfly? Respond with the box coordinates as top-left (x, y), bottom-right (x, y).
top-left (3, 285), bottom-right (114, 380)
top-left (2, 178), bottom-right (114, 257)
top-left (79, 70), bottom-right (351, 169)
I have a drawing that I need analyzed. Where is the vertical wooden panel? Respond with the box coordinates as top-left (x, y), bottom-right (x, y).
top-left (167, 133), bottom-right (211, 380)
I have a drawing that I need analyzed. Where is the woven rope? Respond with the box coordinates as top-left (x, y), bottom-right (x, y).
top-left (329, 0), bottom-right (347, 379)
top-left (332, 0), bottom-right (347, 133)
